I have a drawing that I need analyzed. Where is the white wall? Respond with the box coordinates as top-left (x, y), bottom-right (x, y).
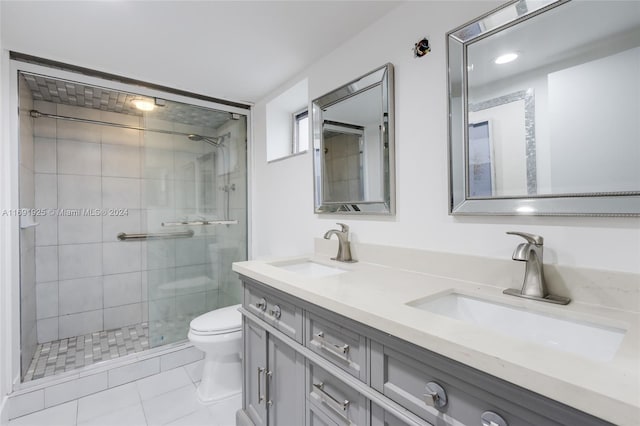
top-left (252, 1), bottom-right (640, 274)
top-left (549, 47), bottom-right (640, 193)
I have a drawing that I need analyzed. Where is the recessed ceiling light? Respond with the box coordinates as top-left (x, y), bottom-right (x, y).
top-left (131, 98), bottom-right (155, 111)
top-left (494, 53), bottom-right (519, 65)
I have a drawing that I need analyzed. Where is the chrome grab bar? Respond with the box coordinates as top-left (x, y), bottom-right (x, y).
top-left (117, 230), bottom-right (194, 241)
top-left (312, 382), bottom-right (350, 418)
top-left (161, 220), bottom-right (238, 226)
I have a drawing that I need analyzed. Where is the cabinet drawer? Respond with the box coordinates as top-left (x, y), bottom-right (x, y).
top-left (371, 404), bottom-right (427, 426)
top-left (307, 402), bottom-right (339, 426)
top-left (306, 312), bottom-right (367, 381)
top-left (371, 342), bottom-right (612, 426)
top-left (243, 280), bottom-right (303, 343)
top-left (307, 360), bottom-right (368, 426)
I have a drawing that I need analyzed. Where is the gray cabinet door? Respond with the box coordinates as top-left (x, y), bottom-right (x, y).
top-left (244, 318), bottom-right (268, 426)
top-left (267, 333), bottom-right (305, 426)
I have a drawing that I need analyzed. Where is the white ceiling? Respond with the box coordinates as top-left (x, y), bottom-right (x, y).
top-left (0, 1), bottom-right (401, 105)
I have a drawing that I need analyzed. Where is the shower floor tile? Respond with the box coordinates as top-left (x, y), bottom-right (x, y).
top-left (23, 323), bottom-right (149, 382)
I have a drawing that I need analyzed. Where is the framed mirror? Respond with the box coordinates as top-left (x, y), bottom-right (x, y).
top-left (448, 0), bottom-right (640, 216)
top-left (312, 63), bottom-right (395, 214)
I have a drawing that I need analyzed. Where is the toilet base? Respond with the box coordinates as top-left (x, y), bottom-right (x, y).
top-left (195, 351), bottom-right (242, 405)
top-left (196, 387), bottom-right (241, 405)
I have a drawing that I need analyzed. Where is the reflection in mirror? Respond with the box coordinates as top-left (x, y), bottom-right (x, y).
top-left (468, 89), bottom-right (535, 197)
top-left (313, 64), bottom-right (394, 214)
top-left (448, 0), bottom-right (640, 215)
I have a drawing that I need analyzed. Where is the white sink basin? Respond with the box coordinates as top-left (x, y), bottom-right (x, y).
top-left (271, 260), bottom-right (348, 278)
top-left (408, 293), bottom-right (626, 362)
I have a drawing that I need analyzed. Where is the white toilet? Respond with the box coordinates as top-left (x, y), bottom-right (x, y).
top-left (188, 304), bottom-right (242, 404)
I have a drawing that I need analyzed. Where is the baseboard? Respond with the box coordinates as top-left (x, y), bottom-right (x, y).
top-left (236, 409), bottom-right (254, 426)
top-left (0, 394), bottom-right (9, 426)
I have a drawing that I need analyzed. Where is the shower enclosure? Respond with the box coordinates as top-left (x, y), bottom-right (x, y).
top-left (15, 61), bottom-right (248, 382)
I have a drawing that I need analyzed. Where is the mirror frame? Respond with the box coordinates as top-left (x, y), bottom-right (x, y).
top-left (447, 0), bottom-right (640, 216)
top-left (312, 63), bottom-right (395, 215)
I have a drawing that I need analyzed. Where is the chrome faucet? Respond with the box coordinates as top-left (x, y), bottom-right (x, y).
top-left (503, 231), bottom-right (570, 305)
top-left (324, 223), bottom-right (356, 263)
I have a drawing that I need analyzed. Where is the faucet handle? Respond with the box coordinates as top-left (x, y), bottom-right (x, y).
top-left (506, 231), bottom-right (543, 245)
top-left (336, 223), bottom-right (349, 233)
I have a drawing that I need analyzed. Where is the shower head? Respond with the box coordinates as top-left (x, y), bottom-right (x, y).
top-left (187, 134), bottom-right (221, 146)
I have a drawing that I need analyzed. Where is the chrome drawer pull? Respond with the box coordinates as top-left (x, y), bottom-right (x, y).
top-left (266, 370), bottom-right (273, 407)
top-left (312, 382), bottom-right (350, 417)
top-left (314, 332), bottom-right (350, 361)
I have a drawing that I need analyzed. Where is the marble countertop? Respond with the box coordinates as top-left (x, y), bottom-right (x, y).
top-left (233, 249), bottom-right (640, 426)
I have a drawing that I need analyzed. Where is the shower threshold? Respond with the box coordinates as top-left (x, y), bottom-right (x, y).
top-left (23, 323), bottom-right (149, 382)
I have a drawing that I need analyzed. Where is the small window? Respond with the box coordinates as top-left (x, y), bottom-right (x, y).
top-left (293, 109), bottom-right (309, 154)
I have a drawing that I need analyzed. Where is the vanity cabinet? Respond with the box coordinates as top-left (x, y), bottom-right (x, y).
top-left (369, 340), bottom-right (607, 426)
top-left (239, 276), bottom-right (612, 426)
top-left (242, 280), bottom-right (305, 426)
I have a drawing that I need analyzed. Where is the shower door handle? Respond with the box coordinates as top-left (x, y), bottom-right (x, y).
top-left (117, 230), bottom-right (194, 241)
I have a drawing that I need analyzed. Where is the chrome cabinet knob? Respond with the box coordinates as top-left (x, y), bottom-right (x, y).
top-left (269, 304), bottom-right (282, 319)
top-left (481, 411), bottom-right (508, 426)
top-left (255, 298), bottom-right (267, 311)
top-left (423, 381), bottom-right (447, 409)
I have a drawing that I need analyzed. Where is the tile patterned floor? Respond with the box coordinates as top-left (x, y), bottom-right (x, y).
top-left (24, 323), bottom-right (149, 381)
top-left (10, 360), bottom-right (241, 426)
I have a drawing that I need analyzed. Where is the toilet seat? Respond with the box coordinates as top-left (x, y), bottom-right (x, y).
top-left (189, 303), bottom-right (241, 335)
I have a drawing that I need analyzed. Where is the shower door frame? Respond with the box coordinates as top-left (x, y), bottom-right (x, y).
top-left (4, 57), bottom-right (253, 391)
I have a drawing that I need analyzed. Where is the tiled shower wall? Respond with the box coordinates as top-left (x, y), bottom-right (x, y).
top-left (324, 134), bottom-right (362, 202)
top-left (33, 101), bottom-right (148, 343)
top-left (19, 75), bottom-right (37, 377)
top-left (30, 100), bottom-right (246, 347)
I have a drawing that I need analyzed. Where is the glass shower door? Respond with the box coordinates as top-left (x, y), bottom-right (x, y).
top-left (141, 100), bottom-right (247, 348)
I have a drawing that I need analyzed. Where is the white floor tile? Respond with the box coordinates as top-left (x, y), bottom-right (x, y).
top-left (8, 390), bottom-right (44, 420)
top-left (9, 363), bottom-right (240, 426)
top-left (207, 394), bottom-right (242, 426)
top-left (9, 400), bottom-right (77, 426)
top-left (141, 384), bottom-right (199, 426)
top-left (77, 382), bottom-right (140, 424)
top-left (183, 360), bottom-right (203, 384)
top-left (77, 403), bottom-right (147, 426)
top-left (164, 407), bottom-right (213, 426)
top-left (136, 367), bottom-right (193, 401)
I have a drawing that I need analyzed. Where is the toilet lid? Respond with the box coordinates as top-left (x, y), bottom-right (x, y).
top-left (190, 304), bottom-right (242, 334)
